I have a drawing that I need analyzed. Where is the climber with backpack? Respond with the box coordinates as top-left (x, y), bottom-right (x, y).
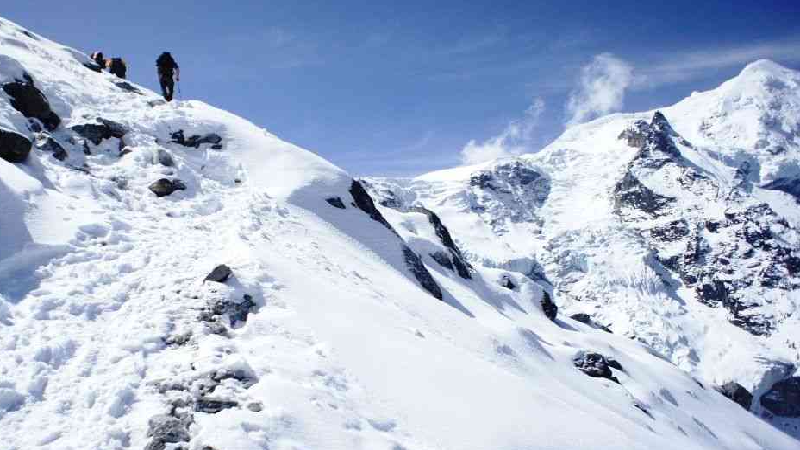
top-left (90, 51), bottom-right (105, 68)
top-left (156, 52), bottom-right (180, 102)
top-left (107, 57), bottom-right (127, 79)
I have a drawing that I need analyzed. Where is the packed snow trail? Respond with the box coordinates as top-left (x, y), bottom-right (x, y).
top-left (1, 15), bottom-right (800, 450)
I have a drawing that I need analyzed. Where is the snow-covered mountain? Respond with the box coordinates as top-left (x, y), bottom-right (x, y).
top-left (366, 59), bottom-right (800, 441)
top-left (0, 16), bottom-right (798, 450)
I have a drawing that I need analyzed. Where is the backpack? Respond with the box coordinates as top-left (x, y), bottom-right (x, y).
top-left (156, 52), bottom-right (177, 77)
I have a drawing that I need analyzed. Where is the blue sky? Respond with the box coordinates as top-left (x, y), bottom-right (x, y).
top-left (5, 1), bottom-right (800, 176)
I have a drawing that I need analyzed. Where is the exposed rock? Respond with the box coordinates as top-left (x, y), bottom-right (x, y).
top-left (0, 128), bottom-right (32, 163)
top-left (247, 402), bottom-right (263, 412)
top-left (72, 123), bottom-right (111, 145)
top-left (716, 382), bottom-right (753, 410)
top-left (2, 74), bottom-right (61, 131)
top-left (350, 180), bottom-right (395, 231)
top-left (199, 294), bottom-right (256, 326)
top-left (762, 177), bottom-right (800, 202)
top-left (113, 80), bottom-right (142, 94)
top-left (196, 397), bottom-right (238, 413)
top-left (570, 313), bottom-right (612, 333)
top-left (402, 245), bottom-right (443, 300)
top-left (430, 251), bottom-right (454, 271)
top-left (499, 274), bottom-right (516, 290)
top-left (145, 414), bottom-right (190, 449)
top-left (572, 350), bottom-right (619, 383)
top-left (618, 120), bottom-right (650, 148)
top-left (148, 99), bottom-right (167, 108)
top-left (98, 118), bottom-right (128, 137)
top-left (148, 178), bottom-right (186, 197)
top-left (410, 206), bottom-right (472, 279)
top-left (204, 265), bottom-right (233, 283)
top-left (760, 377), bottom-right (800, 417)
top-left (37, 135), bottom-right (67, 161)
top-left (540, 291), bottom-right (557, 321)
top-left (170, 130), bottom-right (223, 148)
top-left (325, 197), bottom-right (346, 209)
top-left (615, 171), bottom-right (675, 217)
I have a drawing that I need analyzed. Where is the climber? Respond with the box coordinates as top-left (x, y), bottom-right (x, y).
top-left (90, 51), bottom-right (105, 68)
top-left (156, 52), bottom-right (180, 102)
top-left (107, 58), bottom-right (127, 79)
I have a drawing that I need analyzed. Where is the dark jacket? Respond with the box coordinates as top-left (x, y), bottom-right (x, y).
top-left (156, 52), bottom-right (179, 78)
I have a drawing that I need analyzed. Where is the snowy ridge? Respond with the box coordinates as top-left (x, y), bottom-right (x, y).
top-left (0, 16), bottom-right (799, 450)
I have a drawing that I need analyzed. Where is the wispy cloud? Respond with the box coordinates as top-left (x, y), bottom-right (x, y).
top-left (460, 97), bottom-right (545, 165)
top-left (565, 53), bottom-right (634, 126)
top-left (636, 38), bottom-right (800, 88)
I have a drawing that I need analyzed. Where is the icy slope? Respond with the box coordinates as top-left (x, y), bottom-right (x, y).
top-left (0, 16), bottom-right (798, 450)
top-left (366, 60), bottom-right (800, 440)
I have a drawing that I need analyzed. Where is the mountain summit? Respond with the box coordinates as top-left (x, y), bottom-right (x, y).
top-left (0, 16), bottom-right (799, 450)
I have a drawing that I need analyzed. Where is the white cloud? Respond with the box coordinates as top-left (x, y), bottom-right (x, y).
top-left (565, 53), bottom-right (634, 126)
top-left (460, 98), bottom-right (545, 165)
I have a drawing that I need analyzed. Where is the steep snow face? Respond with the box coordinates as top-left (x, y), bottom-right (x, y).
top-left (1, 16), bottom-right (800, 450)
top-left (367, 61), bottom-right (800, 439)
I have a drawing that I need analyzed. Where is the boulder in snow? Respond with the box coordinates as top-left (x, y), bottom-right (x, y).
top-left (148, 178), bottom-right (186, 197)
top-left (572, 351), bottom-right (620, 383)
top-left (204, 265), bottom-right (232, 283)
top-left (72, 118), bottom-right (127, 145)
top-left (0, 128), bottom-right (31, 163)
top-left (2, 73), bottom-right (60, 131)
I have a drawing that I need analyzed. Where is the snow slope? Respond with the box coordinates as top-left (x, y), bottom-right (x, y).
top-left (0, 17), bottom-right (798, 450)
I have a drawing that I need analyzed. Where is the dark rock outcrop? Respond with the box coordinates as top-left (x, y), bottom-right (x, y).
top-left (572, 351), bottom-right (620, 383)
top-left (760, 377), bottom-right (800, 417)
top-left (170, 130), bottom-right (223, 148)
top-left (37, 135), bottom-right (67, 161)
top-left (72, 118), bottom-right (127, 145)
top-left (499, 274), bottom-right (516, 290)
top-left (762, 177), bottom-right (800, 202)
top-left (410, 206), bottom-right (472, 280)
top-left (196, 398), bottom-right (238, 413)
top-left (403, 245), bottom-right (443, 300)
top-left (350, 180), bottom-right (394, 231)
top-left (615, 171), bottom-right (675, 217)
top-left (570, 313), bottom-right (612, 333)
top-left (148, 178), bottom-right (186, 197)
top-left (2, 74), bottom-right (60, 131)
top-left (325, 197), bottom-right (346, 209)
top-left (204, 265), bottom-right (233, 283)
top-left (540, 291), bottom-right (557, 321)
top-left (0, 128), bottom-right (32, 163)
top-left (618, 120), bottom-right (649, 148)
top-left (716, 382), bottom-right (753, 410)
